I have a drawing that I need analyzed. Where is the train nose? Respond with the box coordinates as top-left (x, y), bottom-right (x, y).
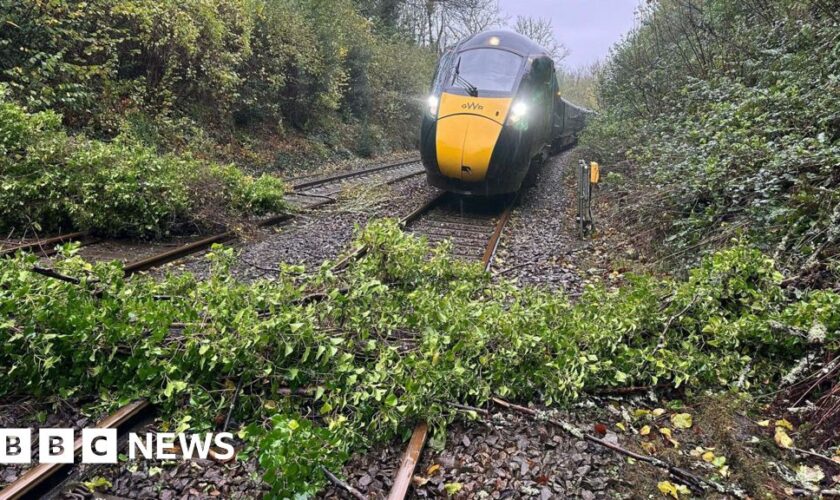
top-left (435, 114), bottom-right (503, 182)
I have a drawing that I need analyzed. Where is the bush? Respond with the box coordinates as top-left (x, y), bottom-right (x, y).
top-left (0, 92), bottom-right (285, 237)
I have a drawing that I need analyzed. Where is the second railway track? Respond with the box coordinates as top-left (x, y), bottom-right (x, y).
top-left (287, 158), bottom-right (424, 210)
top-left (0, 157), bottom-right (423, 274)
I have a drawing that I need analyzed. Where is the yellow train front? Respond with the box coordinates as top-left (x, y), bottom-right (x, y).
top-left (421, 30), bottom-right (559, 196)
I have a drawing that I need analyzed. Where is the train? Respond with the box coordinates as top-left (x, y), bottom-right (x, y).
top-left (420, 30), bottom-right (593, 196)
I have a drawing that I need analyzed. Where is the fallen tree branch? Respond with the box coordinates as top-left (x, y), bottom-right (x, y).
top-left (491, 397), bottom-right (745, 498)
top-left (322, 466), bottom-right (367, 500)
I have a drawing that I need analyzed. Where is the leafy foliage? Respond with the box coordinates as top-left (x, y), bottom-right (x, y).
top-left (0, 90), bottom-right (285, 237)
top-left (1, 221), bottom-right (837, 492)
top-left (256, 415), bottom-right (348, 497)
top-left (0, 0), bottom-right (434, 153)
top-left (581, 0), bottom-right (840, 274)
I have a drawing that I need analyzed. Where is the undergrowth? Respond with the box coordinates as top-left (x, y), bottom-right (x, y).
top-left (581, 0), bottom-right (839, 278)
top-left (1, 220), bottom-right (838, 495)
top-left (0, 0), bottom-right (433, 161)
top-left (0, 88), bottom-right (286, 238)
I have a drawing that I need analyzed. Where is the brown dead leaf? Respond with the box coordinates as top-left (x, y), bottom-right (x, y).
top-left (412, 475), bottom-right (430, 487)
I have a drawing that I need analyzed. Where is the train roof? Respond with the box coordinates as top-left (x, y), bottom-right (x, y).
top-left (559, 96), bottom-right (595, 115)
top-left (456, 30), bottom-right (550, 58)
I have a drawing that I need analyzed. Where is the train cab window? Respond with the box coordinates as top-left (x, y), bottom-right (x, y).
top-left (450, 49), bottom-right (523, 94)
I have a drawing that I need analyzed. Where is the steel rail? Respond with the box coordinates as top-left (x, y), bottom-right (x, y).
top-left (121, 214), bottom-right (294, 276)
top-left (0, 231), bottom-right (92, 258)
top-left (0, 400), bottom-right (153, 500)
top-left (291, 158), bottom-right (420, 191)
top-left (481, 194), bottom-right (517, 271)
top-left (385, 193), bottom-right (517, 500)
top-left (282, 156), bottom-right (420, 184)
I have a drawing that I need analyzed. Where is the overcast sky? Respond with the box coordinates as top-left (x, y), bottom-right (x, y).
top-left (498, 0), bottom-right (641, 69)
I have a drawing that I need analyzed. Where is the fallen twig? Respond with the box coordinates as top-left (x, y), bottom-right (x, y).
top-left (278, 387), bottom-right (315, 397)
top-left (792, 355), bottom-right (840, 407)
top-left (495, 260), bottom-right (538, 276)
top-left (790, 446), bottom-right (840, 466)
top-left (790, 488), bottom-right (840, 497)
top-left (591, 384), bottom-right (669, 396)
top-left (491, 397), bottom-right (745, 497)
top-left (449, 401), bottom-right (491, 416)
top-left (31, 266), bottom-right (81, 285)
top-left (322, 466), bottom-right (367, 499)
top-left (239, 257), bottom-right (281, 274)
top-left (223, 375), bottom-right (244, 432)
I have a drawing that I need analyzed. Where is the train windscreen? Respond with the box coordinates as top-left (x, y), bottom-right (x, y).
top-left (451, 49), bottom-right (523, 93)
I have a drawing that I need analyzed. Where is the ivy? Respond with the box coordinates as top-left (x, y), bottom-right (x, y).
top-left (581, 0), bottom-right (840, 273)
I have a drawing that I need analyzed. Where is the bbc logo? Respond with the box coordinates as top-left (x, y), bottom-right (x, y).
top-left (0, 429), bottom-right (117, 464)
top-left (1, 429), bottom-right (235, 464)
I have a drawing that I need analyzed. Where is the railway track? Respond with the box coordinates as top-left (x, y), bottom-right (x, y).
top-left (287, 158), bottom-right (424, 210)
top-left (388, 193), bottom-right (516, 500)
top-left (1, 164), bottom-right (516, 500)
top-left (0, 157), bottom-right (423, 273)
top-left (331, 190), bottom-right (518, 499)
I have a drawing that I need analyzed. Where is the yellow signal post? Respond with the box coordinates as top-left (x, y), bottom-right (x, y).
top-left (590, 161), bottom-right (600, 184)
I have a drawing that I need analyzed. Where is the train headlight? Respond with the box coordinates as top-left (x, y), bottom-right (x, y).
top-left (427, 95), bottom-right (439, 117)
top-left (509, 101), bottom-right (528, 124)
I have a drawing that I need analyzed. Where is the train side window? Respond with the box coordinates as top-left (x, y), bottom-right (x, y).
top-left (432, 50), bottom-right (455, 93)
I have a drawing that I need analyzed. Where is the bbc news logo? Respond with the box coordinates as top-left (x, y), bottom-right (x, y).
top-left (0, 429), bottom-right (235, 464)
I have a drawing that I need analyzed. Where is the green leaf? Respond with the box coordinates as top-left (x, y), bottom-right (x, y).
top-left (670, 413), bottom-right (692, 429)
top-left (444, 483), bottom-right (462, 495)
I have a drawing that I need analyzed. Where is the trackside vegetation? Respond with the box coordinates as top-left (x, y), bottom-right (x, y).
top-left (1, 221), bottom-right (838, 495)
top-left (0, 0), bottom-right (434, 159)
top-left (0, 89), bottom-right (285, 237)
top-left (582, 0), bottom-right (839, 276)
top-left (0, 0), bottom-right (435, 237)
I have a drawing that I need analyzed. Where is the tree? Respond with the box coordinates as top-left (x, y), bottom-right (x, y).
top-left (443, 0), bottom-right (507, 42)
top-left (397, 0), bottom-right (505, 53)
top-left (513, 15), bottom-right (569, 62)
